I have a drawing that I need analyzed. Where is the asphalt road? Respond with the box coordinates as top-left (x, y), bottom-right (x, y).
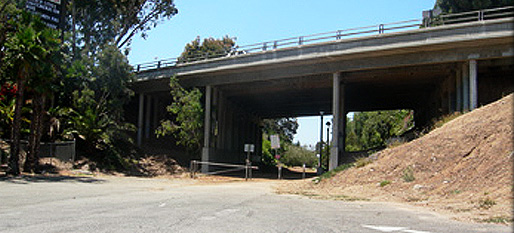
top-left (0, 176), bottom-right (511, 233)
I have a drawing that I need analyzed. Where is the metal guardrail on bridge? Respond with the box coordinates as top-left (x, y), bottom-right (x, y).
top-left (134, 6), bottom-right (514, 73)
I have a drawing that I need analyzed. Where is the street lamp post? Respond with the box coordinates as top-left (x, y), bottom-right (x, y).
top-left (318, 111), bottom-right (324, 175)
top-left (326, 121), bottom-right (331, 169)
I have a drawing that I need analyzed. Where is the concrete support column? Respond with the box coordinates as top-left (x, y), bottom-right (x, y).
top-left (469, 60), bottom-right (478, 110)
top-left (462, 63), bottom-right (470, 111)
top-left (218, 92), bottom-right (225, 149)
top-left (330, 72), bottom-right (345, 170)
top-left (202, 85), bottom-right (213, 173)
top-left (456, 68), bottom-right (462, 112)
top-left (153, 98), bottom-right (159, 134)
top-left (137, 93), bottom-right (144, 146)
top-left (144, 95), bottom-right (152, 139)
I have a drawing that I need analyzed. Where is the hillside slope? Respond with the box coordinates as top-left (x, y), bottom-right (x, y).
top-left (279, 94), bottom-right (513, 223)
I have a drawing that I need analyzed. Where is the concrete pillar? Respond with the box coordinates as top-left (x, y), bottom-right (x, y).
top-left (144, 95), bottom-right (152, 139)
top-left (226, 107), bottom-right (233, 151)
top-left (330, 72), bottom-right (345, 170)
top-left (218, 92), bottom-right (225, 149)
top-left (153, 98), bottom-right (159, 135)
top-left (137, 93), bottom-right (144, 146)
top-left (469, 60), bottom-right (478, 110)
top-left (462, 63), bottom-right (470, 111)
top-left (456, 68), bottom-right (462, 112)
top-left (202, 86), bottom-right (212, 173)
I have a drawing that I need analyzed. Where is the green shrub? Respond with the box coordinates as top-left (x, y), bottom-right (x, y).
top-left (379, 180), bottom-right (392, 187)
top-left (402, 165), bottom-right (415, 182)
top-left (318, 163), bottom-right (354, 180)
top-left (432, 112), bottom-right (463, 130)
top-left (482, 216), bottom-right (512, 224)
top-left (354, 156), bottom-right (372, 168)
top-left (281, 145), bottom-right (317, 167)
top-left (478, 198), bottom-right (496, 210)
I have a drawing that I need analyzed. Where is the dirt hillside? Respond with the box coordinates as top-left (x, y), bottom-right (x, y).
top-left (279, 93), bottom-right (513, 224)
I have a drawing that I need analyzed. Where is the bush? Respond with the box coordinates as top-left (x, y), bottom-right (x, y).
top-left (281, 145), bottom-right (317, 167)
top-left (318, 163), bottom-right (354, 180)
top-left (354, 156), bottom-right (372, 168)
top-left (379, 180), bottom-right (392, 187)
top-left (402, 165), bottom-right (415, 182)
top-left (478, 198), bottom-right (496, 210)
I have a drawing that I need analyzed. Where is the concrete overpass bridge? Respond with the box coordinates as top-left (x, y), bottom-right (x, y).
top-left (130, 7), bottom-right (514, 171)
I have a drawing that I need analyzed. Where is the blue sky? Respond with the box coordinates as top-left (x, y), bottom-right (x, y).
top-left (128, 0), bottom-right (437, 147)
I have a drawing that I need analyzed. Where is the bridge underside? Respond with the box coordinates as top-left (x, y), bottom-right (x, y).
top-left (130, 19), bottom-right (514, 171)
top-left (130, 57), bottom-right (513, 170)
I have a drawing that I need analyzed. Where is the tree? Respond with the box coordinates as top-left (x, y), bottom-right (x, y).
top-left (156, 76), bottom-right (203, 153)
top-left (261, 118), bottom-right (299, 166)
top-left (281, 144), bottom-right (317, 168)
top-left (61, 43), bottom-right (136, 168)
top-left (262, 118), bottom-right (299, 143)
top-left (345, 110), bottom-right (414, 152)
top-left (24, 25), bottom-right (62, 173)
top-left (2, 11), bottom-right (62, 174)
top-left (71, 0), bottom-right (178, 54)
top-left (178, 36), bottom-right (235, 63)
top-left (434, 0), bottom-right (513, 13)
top-left (0, 0), bottom-right (19, 64)
top-left (155, 36), bottom-right (237, 153)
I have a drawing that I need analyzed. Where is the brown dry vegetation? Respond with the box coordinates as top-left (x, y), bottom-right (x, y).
top-left (278, 94), bottom-right (514, 224)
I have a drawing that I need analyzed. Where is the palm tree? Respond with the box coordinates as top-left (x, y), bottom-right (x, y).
top-left (3, 12), bottom-right (61, 174)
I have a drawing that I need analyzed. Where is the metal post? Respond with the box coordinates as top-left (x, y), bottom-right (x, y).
top-left (276, 149), bottom-right (281, 179)
top-left (72, 138), bottom-right (76, 161)
top-left (326, 121), bottom-right (331, 168)
top-left (190, 160), bottom-right (194, 178)
top-left (248, 161), bottom-right (252, 180)
top-left (278, 164), bottom-right (282, 180)
top-left (379, 24), bottom-right (385, 34)
top-left (302, 163), bottom-right (306, 179)
top-left (245, 151), bottom-right (250, 181)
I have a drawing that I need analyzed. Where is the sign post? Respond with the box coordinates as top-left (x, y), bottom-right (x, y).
top-left (244, 144), bottom-right (255, 180)
top-left (270, 135), bottom-right (281, 179)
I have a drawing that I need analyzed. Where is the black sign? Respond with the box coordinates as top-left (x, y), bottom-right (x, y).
top-left (26, 0), bottom-right (64, 29)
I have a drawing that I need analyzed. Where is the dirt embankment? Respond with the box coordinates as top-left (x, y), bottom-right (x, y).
top-left (278, 94), bottom-right (514, 224)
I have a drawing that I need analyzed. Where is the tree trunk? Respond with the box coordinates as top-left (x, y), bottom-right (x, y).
top-left (9, 76), bottom-right (25, 176)
top-left (25, 94), bottom-right (46, 173)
